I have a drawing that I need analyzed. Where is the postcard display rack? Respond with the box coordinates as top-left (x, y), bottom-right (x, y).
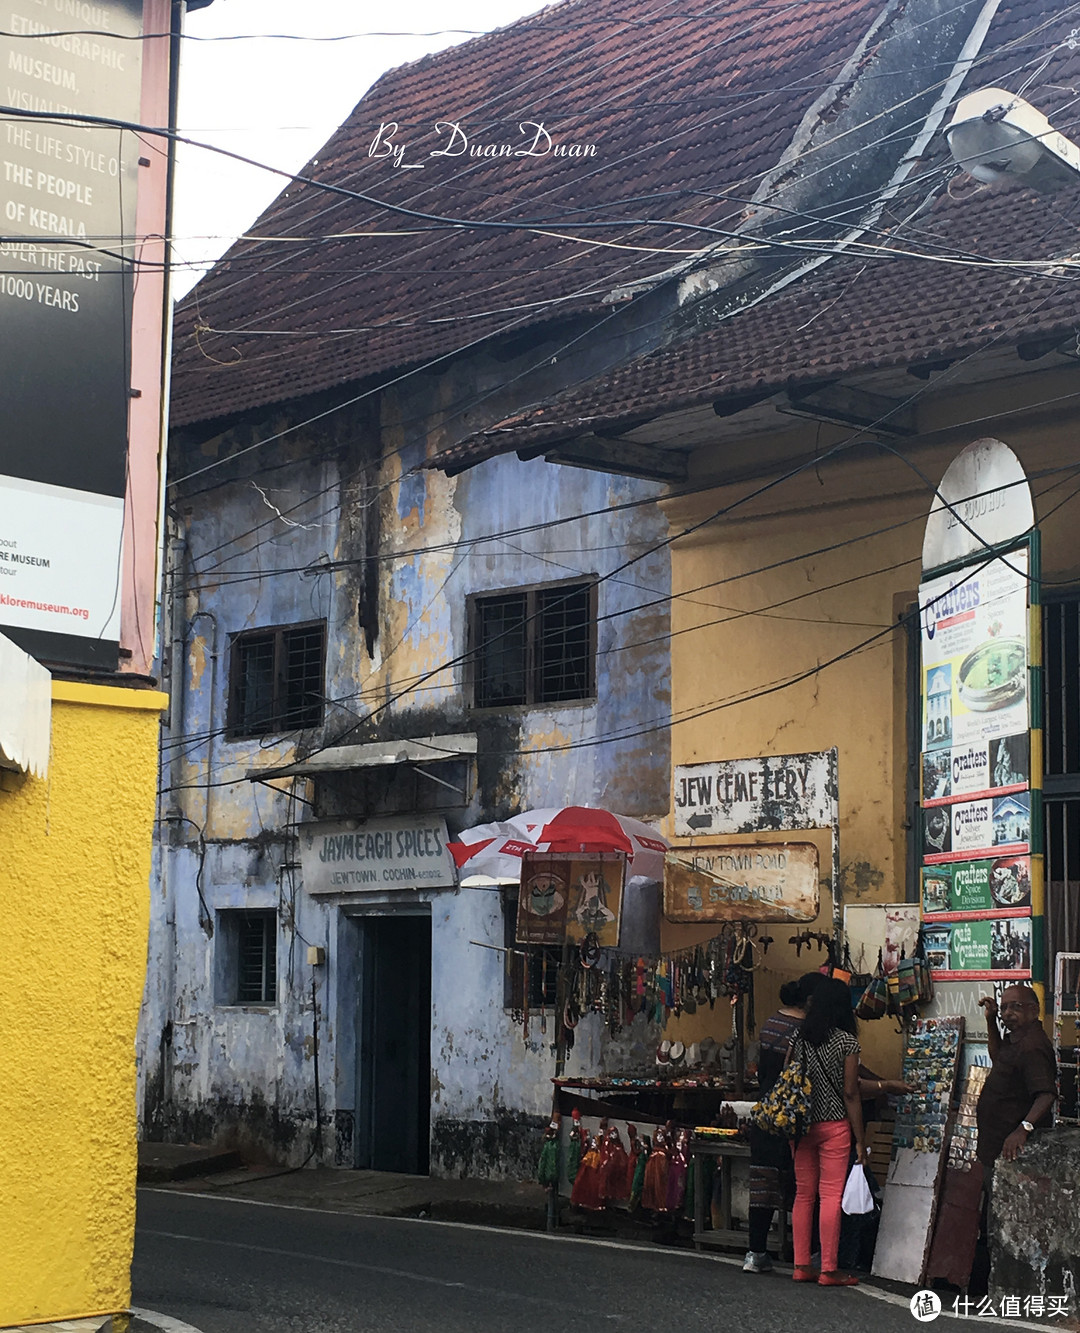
top-left (873, 1016), bottom-right (964, 1285)
top-left (922, 1063), bottom-right (989, 1286)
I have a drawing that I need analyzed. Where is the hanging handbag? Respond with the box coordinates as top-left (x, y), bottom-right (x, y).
top-left (749, 1038), bottom-right (812, 1140)
top-left (855, 949), bottom-right (888, 1021)
top-left (914, 930), bottom-right (934, 1004)
top-left (831, 941), bottom-right (853, 986)
top-left (896, 946), bottom-right (919, 1007)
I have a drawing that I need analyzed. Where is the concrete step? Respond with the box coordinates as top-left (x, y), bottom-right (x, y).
top-left (137, 1141), bottom-right (243, 1183)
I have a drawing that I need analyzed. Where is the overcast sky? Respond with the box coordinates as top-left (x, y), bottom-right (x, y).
top-left (171, 0), bottom-right (551, 296)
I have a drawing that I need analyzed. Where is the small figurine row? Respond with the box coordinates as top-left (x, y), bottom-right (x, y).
top-left (537, 1109), bottom-right (692, 1214)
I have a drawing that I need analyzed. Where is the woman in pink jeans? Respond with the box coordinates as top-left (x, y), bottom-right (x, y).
top-left (788, 977), bottom-right (866, 1286)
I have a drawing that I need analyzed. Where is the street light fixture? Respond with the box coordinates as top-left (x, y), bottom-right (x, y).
top-left (945, 87), bottom-right (1080, 189)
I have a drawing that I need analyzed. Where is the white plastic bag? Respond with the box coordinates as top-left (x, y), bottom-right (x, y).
top-left (841, 1162), bottom-right (874, 1215)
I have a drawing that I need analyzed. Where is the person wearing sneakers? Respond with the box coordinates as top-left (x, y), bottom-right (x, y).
top-left (742, 973), bottom-right (824, 1274)
top-left (789, 977), bottom-right (867, 1287)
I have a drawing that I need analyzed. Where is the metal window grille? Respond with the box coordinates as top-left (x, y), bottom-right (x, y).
top-left (536, 583), bottom-right (592, 703)
top-left (1043, 599), bottom-right (1080, 970)
top-left (236, 912), bottom-right (277, 1004)
top-left (472, 581), bottom-right (595, 709)
top-left (229, 622), bottom-right (325, 736)
top-left (475, 594), bottom-right (528, 707)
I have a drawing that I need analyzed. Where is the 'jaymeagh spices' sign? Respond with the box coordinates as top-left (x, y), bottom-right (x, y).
top-left (300, 816), bottom-right (456, 893)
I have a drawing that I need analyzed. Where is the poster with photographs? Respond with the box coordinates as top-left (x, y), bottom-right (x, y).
top-left (920, 916), bottom-right (1032, 980)
top-left (924, 791), bottom-right (1030, 864)
top-left (921, 733), bottom-right (1028, 806)
top-left (921, 855), bottom-right (1031, 920)
top-left (920, 552), bottom-right (1029, 752)
top-left (516, 852), bottom-right (625, 948)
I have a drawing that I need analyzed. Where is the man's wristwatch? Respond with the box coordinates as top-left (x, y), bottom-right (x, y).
top-left (1020, 1120), bottom-right (1035, 1133)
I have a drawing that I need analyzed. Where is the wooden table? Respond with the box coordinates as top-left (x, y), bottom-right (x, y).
top-left (690, 1136), bottom-right (788, 1253)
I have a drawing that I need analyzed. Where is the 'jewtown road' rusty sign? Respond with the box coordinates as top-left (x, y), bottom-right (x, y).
top-left (663, 842), bottom-right (820, 923)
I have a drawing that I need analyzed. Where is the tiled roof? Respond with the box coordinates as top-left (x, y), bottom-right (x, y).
top-left (430, 171), bottom-right (1080, 469)
top-left (171, 0), bottom-right (1080, 453)
top-left (170, 0), bottom-right (888, 427)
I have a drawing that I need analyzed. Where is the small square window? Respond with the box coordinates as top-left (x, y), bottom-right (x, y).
top-left (502, 892), bottom-right (560, 1010)
top-left (471, 580), bottom-right (595, 709)
top-left (216, 909), bottom-right (277, 1005)
top-left (228, 622), bottom-right (325, 737)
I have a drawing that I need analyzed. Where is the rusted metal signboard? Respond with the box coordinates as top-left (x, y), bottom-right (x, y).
top-left (663, 842), bottom-right (819, 923)
top-left (672, 750), bottom-right (838, 837)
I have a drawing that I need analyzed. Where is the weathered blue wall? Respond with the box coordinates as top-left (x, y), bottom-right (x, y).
top-left (140, 398), bottom-right (671, 1177)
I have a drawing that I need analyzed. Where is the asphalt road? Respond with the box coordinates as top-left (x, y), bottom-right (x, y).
top-left (133, 1189), bottom-right (931, 1333)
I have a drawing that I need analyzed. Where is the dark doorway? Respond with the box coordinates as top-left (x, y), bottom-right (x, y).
top-left (356, 913), bottom-right (431, 1174)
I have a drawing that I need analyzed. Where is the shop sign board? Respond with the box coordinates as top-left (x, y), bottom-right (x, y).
top-left (663, 841), bottom-right (818, 922)
top-left (0, 1), bottom-right (144, 668)
top-left (516, 852), bottom-right (625, 947)
top-left (922, 791), bottom-right (1030, 864)
top-left (921, 732), bottom-right (1028, 806)
top-left (922, 856), bottom-right (1031, 922)
top-left (919, 917), bottom-right (1032, 981)
top-left (672, 750), bottom-right (837, 837)
top-left (300, 816), bottom-right (456, 894)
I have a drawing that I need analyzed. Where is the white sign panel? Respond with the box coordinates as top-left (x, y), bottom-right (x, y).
top-left (922, 438), bottom-right (1034, 571)
top-left (300, 816), bottom-right (456, 894)
top-left (0, 476), bottom-right (123, 640)
top-left (673, 749), bottom-right (837, 837)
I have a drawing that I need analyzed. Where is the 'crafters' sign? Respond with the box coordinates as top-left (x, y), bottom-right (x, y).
top-left (673, 750), bottom-right (838, 837)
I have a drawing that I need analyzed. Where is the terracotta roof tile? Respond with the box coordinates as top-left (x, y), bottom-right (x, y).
top-left (170, 0), bottom-right (886, 427)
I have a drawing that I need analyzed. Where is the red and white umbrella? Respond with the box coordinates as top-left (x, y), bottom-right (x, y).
top-left (448, 806), bottom-right (667, 884)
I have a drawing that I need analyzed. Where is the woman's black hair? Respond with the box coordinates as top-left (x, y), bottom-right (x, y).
top-left (797, 971), bottom-right (827, 1006)
top-left (779, 980), bottom-right (802, 1006)
top-left (801, 976), bottom-right (858, 1046)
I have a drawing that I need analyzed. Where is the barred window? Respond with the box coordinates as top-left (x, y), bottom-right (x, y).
top-left (228, 622), bottom-right (325, 737)
top-left (216, 910), bottom-right (277, 1006)
top-left (470, 580), bottom-right (595, 709)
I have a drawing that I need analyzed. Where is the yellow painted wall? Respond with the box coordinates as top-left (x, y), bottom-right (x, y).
top-left (0, 682), bottom-right (166, 1326)
top-left (658, 385), bottom-right (1080, 1082)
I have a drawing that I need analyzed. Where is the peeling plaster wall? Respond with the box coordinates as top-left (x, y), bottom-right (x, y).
top-left (143, 398), bottom-right (671, 1177)
top-left (1, 684), bottom-right (164, 1326)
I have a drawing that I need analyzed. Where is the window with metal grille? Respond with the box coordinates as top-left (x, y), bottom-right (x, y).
top-left (470, 580), bottom-right (595, 709)
top-left (228, 622), bottom-right (325, 737)
top-left (1043, 597), bottom-right (1080, 969)
top-left (502, 892), bottom-right (560, 1010)
top-left (216, 909), bottom-right (277, 1005)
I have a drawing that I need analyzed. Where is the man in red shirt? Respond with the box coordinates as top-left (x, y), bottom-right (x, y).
top-left (976, 985), bottom-right (1057, 1166)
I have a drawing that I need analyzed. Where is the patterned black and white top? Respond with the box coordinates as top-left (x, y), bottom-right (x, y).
top-left (791, 1028), bottom-right (860, 1124)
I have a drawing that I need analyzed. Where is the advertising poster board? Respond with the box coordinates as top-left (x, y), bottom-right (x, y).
top-left (0, 2), bottom-right (145, 667)
top-left (918, 546), bottom-right (1034, 981)
top-left (517, 852), bottom-right (625, 948)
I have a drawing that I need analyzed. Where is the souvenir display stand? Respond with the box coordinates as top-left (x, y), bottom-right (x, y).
top-left (923, 1062), bottom-right (988, 1286)
top-left (872, 1015), bottom-right (964, 1284)
top-left (688, 1130), bottom-right (788, 1253)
